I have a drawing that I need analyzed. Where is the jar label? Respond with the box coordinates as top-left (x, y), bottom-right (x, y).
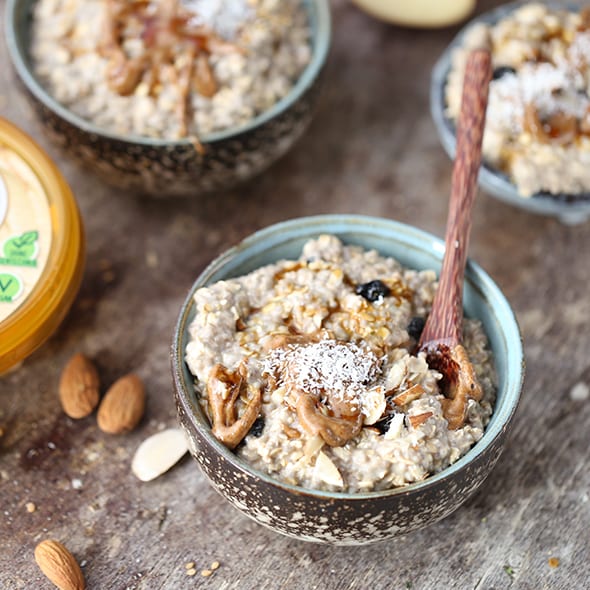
top-left (0, 145), bottom-right (52, 323)
top-left (0, 272), bottom-right (23, 303)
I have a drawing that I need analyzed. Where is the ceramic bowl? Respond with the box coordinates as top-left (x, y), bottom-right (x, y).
top-left (5, 0), bottom-right (331, 196)
top-left (431, 0), bottom-right (590, 225)
top-left (172, 214), bottom-right (524, 545)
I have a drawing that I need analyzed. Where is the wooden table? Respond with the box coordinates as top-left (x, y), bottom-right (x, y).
top-left (2, 1), bottom-right (589, 588)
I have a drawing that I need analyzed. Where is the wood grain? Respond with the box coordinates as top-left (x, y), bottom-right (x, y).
top-left (420, 49), bottom-right (492, 349)
top-left (1, 1), bottom-right (589, 589)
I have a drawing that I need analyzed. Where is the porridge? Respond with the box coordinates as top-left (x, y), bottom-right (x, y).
top-left (185, 236), bottom-right (496, 493)
top-left (31, 0), bottom-right (312, 140)
top-left (446, 3), bottom-right (590, 197)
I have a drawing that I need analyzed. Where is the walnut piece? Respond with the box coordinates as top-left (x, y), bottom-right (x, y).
top-left (426, 344), bottom-right (483, 430)
top-left (296, 392), bottom-right (363, 447)
top-left (206, 363), bottom-right (262, 450)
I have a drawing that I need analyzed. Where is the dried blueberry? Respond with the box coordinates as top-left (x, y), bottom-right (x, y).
top-left (407, 316), bottom-right (426, 340)
top-left (355, 280), bottom-right (390, 302)
top-left (375, 414), bottom-right (395, 435)
top-left (492, 66), bottom-right (516, 80)
top-left (248, 417), bottom-right (265, 438)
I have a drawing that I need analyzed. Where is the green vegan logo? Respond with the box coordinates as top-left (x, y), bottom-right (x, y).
top-left (1, 231), bottom-right (39, 267)
top-left (0, 272), bottom-right (22, 303)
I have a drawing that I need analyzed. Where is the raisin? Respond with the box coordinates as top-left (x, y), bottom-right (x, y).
top-left (492, 66), bottom-right (516, 80)
top-left (248, 417), bottom-right (265, 438)
top-left (355, 280), bottom-right (390, 302)
top-left (407, 316), bottom-right (426, 340)
top-left (375, 413), bottom-right (395, 435)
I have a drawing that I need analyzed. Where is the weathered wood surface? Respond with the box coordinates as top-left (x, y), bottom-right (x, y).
top-left (1, 1), bottom-right (589, 589)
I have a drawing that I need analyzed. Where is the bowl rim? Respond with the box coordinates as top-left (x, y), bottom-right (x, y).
top-left (430, 0), bottom-right (590, 221)
top-left (4, 0), bottom-right (331, 146)
top-left (172, 214), bottom-right (525, 501)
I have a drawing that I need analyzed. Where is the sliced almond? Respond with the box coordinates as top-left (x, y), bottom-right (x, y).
top-left (362, 387), bottom-right (387, 425)
top-left (34, 539), bottom-right (85, 590)
top-left (97, 373), bottom-right (145, 434)
top-left (408, 412), bottom-right (433, 428)
top-left (313, 451), bottom-right (344, 488)
top-left (383, 413), bottom-right (405, 440)
top-left (59, 354), bottom-right (100, 419)
top-left (392, 383), bottom-right (426, 406)
top-left (131, 428), bottom-right (188, 482)
top-left (303, 434), bottom-right (324, 460)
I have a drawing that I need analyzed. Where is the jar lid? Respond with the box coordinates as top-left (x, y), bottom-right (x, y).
top-left (0, 118), bottom-right (84, 373)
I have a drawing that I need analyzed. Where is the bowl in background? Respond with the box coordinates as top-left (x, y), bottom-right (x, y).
top-left (172, 214), bottom-right (524, 545)
top-left (5, 0), bottom-right (331, 197)
top-left (430, 1), bottom-right (590, 225)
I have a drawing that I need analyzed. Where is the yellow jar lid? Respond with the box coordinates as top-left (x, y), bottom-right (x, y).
top-left (0, 118), bottom-right (84, 373)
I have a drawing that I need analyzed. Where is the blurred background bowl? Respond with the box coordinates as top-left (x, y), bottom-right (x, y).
top-left (5, 0), bottom-right (331, 197)
top-left (172, 214), bottom-right (524, 545)
top-left (430, 0), bottom-right (590, 225)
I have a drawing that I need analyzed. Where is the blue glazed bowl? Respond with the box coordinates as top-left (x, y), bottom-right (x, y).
top-left (5, 0), bottom-right (331, 196)
top-left (431, 0), bottom-right (590, 225)
top-left (172, 214), bottom-right (524, 545)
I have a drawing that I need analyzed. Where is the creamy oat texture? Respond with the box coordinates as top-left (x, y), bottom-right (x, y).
top-left (31, 0), bottom-right (311, 139)
top-left (185, 236), bottom-right (496, 493)
top-left (446, 3), bottom-right (590, 196)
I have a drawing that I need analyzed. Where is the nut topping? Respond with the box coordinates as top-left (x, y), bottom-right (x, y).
top-left (207, 363), bottom-right (262, 449)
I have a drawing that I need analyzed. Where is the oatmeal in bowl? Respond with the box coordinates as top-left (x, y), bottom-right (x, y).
top-left (172, 215), bottom-right (524, 544)
top-left (184, 234), bottom-right (496, 493)
top-left (6, 0), bottom-right (330, 195)
top-left (431, 1), bottom-right (590, 223)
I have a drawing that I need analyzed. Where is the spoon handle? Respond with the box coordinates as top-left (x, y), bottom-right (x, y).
top-left (420, 49), bottom-right (492, 349)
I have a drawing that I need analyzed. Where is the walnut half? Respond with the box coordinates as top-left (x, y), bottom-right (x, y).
top-left (206, 363), bottom-right (262, 450)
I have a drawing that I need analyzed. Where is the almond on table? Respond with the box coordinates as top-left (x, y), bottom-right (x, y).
top-left (34, 539), bottom-right (85, 590)
top-left (59, 353), bottom-right (100, 419)
top-left (97, 373), bottom-right (145, 434)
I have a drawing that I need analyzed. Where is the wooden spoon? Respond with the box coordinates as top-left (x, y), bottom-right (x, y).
top-left (418, 49), bottom-right (492, 430)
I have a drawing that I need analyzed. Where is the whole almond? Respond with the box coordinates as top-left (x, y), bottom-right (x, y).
top-left (34, 539), bottom-right (85, 590)
top-left (59, 354), bottom-right (100, 419)
top-left (97, 373), bottom-right (145, 434)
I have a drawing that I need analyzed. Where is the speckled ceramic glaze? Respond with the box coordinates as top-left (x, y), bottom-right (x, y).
top-left (431, 0), bottom-right (590, 225)
top-left (5, 0), bottom-right (330, 197)
top-left (172, 215), bottom-right (524, 545)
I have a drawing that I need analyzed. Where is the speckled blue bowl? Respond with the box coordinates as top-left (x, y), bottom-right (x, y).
top-left (172, 215), bottom-right (524, 545)
top-left (5, 0), bottom-right (330, 196)
top-left (431, 0), bottom-right (590, 225)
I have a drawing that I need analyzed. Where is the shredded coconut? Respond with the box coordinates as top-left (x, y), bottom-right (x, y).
top-left (182, 0), bottom-right (253, 39)
top-left (264, 340), bottom-right (382, 407)
top-left (488, 61), bottom-right (590, 134)
top-left (569, 31), bottom-right (590, 69)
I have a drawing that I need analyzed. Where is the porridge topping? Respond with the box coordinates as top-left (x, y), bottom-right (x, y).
top-left (264, 340), bottom-right (381, 412)
top-left (185, 236), bottom-right (496, 492)
top-left (355, 279), bottom-right (391, 302)
top-left (264, 339), bottom-right (382, 447)
top-left (488, 62), bottom-right (590, 143)
top-left (206, 362), bottom-right (262, 449)
top-left (99, 0), bottom-right (239, 137)
top-left (31, 0), bottom-right (312, 139)
top-left (446, 3), bottom-right (590, 196)
top-left (424, 343), bottom-right (483, 430)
